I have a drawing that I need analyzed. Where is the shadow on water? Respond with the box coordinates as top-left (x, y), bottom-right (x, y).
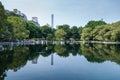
top-left (0, 42), bottom-right (120, 80)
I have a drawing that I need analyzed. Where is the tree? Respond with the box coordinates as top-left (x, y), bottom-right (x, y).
top-left (81, 20), bottom-right (107, 41)
top-left (78, 27), bottom-right (83, 40)
top-left (81, 28), bottom-right (92, 40)
top-left (7, 16), bottom-right (29, 40)
top-left (26, 22), bottom-right (41, 39)
top-left (0, 2), bottom-right (7, 39)
top-left (40, 24), bottom-right (53, 40)
top-left (91, 21), bottom-right (120, 41)
top-left (55, 29), bottom-right (66, 40)
top-left (57, 24), bottom-right (71, 40)
top-left (92, 25), bottom-right (105, 41)
top-left (70, 26), bottom-right (80, 40)
top-left (85, 20), bottom-right (106, 29)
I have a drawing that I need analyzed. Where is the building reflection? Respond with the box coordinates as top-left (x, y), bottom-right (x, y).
top-left (32, 57), bottom-right (38, 64)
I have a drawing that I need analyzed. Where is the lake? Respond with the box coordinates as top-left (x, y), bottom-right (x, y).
top-left (0, 42), bottom-right (120, 80)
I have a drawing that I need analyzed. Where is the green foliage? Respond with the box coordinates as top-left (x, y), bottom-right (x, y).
top-left (7, 16), bottom-right (29, 39)
top-left (81, 28), bottom-right (92, 40)
top-left (5, 10), bottom-right (19, 17)
top-left (92, 21), bottom-right (120, 41)
top-left (26, 21), bottom-right (41, 39)
top-left (80, 20), bottom-right (120, 41)
top-left (40, 24), bottom-right (53, 40)
top-left (85, 20), bottom-right (106, 29)
top-left (55, 29), bottom-right (67, 40)
top-left (81, 20), bottom-right (107, 41)
top-left (0, 2), bottom-right (7, 39)
top-left (58, 24), bottom-right (70, 32)
top-left (70, 26), bottom-right (80, 40)
top-left (57, 24), bottom-right (71, 40)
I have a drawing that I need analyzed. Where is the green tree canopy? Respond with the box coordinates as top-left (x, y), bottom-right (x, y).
top-left (57, 24), bottom-right (71, 40)
top-left (80, 20), bottom-right (107, 41)
top-left (70, 26), bottom-right (80, 40)
top-left (7, 16), bottom-right (29, 40)
top-left (85, 20), bottom-right (106, 29)
top-left (26, 21), bottom-right (41, 39)
top-left (40, 24), bottom-right (53, 40)
top-left (0, 2), bottom-right (7, 39)
top-left (55, 29), bottom-right (66, 40)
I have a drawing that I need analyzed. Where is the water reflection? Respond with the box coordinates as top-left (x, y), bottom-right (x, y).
top-left (0, 43), bottom-right (120, 80)
top-left (81, 44), bottom-right (120, 64)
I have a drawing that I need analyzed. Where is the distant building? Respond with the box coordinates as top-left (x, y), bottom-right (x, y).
top-left (5, 9), bottom-right (11, 13)
top-left (13, 9), bottom-right (20, 14)
top-left (30, 17), bottom-right (40, 27)
top-left (13, 9), bottom-right (28, 21)
top-left (6, 9), bottom-right (40, 27)
top-left (32, 57), bottom-right (38, 64)
top-left (32, 17), bottom-right (38, 22)
top-left (21, 13), bottom-right (28, 21)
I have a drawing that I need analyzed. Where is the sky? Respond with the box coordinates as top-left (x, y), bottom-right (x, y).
top-left (1, 0), bottom-right (120, 28)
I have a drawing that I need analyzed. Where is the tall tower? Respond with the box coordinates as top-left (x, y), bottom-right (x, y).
top-left (51, 14), bottom-right (54, 65)
top-left (51, 14), bottom-right (54, 29)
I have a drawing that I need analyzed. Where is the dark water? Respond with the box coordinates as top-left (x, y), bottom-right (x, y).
top-left (1, 42), bottom-right (120, 80)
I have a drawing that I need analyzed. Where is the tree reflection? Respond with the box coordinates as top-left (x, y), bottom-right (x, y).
top-left (0, 43), bottom-right (120, 80)
top-left (7, 46), bottom-right (29, 72)
top-left (81, 43), bottom-right (120, 64)
top-left (40, 43), bottom-right (54, 57)
top-left (55, 43), bottom-right (69, 57)
top-left (67, 43), bottom-right (80, 56)
top-left (0, 50), bottom-right (13, 80)
top-left (28, 44), bottom-right (42, 60)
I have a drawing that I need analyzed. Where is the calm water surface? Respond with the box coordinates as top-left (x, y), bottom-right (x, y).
top-left (0, 42), bottom-right (120, 80)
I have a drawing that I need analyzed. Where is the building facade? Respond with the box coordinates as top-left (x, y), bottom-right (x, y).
top-left (13, 9), bottom-right (28, 21)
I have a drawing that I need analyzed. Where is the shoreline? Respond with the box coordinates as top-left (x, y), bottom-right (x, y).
top-left (0, 40), bottom-right (120, 45)
top-left (79, 41), bottom-right (120, 44)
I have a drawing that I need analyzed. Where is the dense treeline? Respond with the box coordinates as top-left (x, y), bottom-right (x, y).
top-left (81, 20), bottom-right (120, 41)
top-left (0, 1), bottom-right (120, 42)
